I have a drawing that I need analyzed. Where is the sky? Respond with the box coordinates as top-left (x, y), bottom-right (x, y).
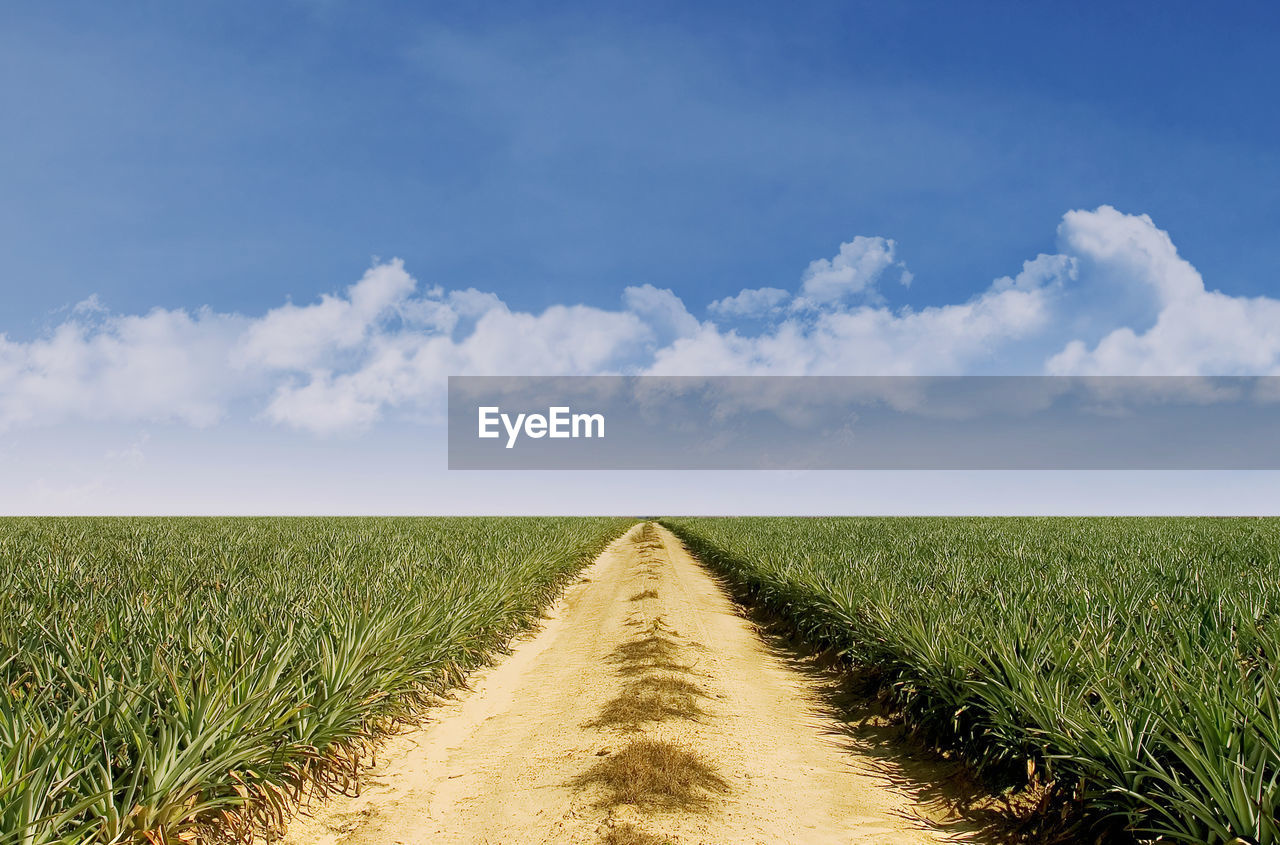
top-left (2, 1), bottom-right (1280, 514)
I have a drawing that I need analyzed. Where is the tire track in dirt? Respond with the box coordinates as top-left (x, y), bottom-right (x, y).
top-left (280, 522), bottom-right (956, 844)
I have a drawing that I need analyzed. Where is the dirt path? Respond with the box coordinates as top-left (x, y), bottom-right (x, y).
top-left (281, 523), bottom-right (953, 845)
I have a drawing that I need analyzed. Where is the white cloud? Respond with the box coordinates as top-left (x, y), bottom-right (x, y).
top-left (621, 284), bottom-right (700, 347)
top-left (1048, 290), bottom-right (1280, 376)
top-left (796, 235), bottom-right (905, 306)
top-left (262, 301), bottom-right (659, 432)
top-left (1046, 206), bottom-right (1280, 375)
top-left (1059, 205), bottom-right (1203, 305)
top-left (0, 307), bottom-right (247, 431)
top-left (236, 259), bottom-right (416, 369)
top-left (649, 277), bottom-right (1058, 376)
top-left (650, 240), bottom-right (1071, 377)
top-left (263, 371), bottom-right (384, 434)
top-left (72, 294), bottom-right (109, 316)
top-left (708, 287), bottom-right (789, 319)
top-left (3, 205), bottom-right (1278, 435)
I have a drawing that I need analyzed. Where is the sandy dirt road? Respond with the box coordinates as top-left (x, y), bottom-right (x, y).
top-left (282, 522), bottom-right (952, 845)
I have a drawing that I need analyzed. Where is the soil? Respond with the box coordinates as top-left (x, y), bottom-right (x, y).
top-left (280, 522), bottom-right (971, 845)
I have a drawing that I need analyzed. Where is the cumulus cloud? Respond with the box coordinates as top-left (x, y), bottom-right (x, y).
top-left (1045, 207), bottom-right (1280, 376)
top-left (262, 301), bottom-right (663, 432)
top-left (651, 240), bottom-right (1072, 377)
top-left (2, 205), bottom-right (1277, 435)
top-left (621, 284), bottom-right (700, 347)
top-left (649, 277), bottom-right (1058, 376)
top-left (795, 236), bottom-right (907, 307)
top-left (263, 371), bottom-right (385, 434)
top-left (1059, 206), bottom-right (1203, 305)
top-left (0, 306), bottom-right (247, 430)
top-left (237, 259), bottom-right (417, 369)
top-left (708, 287), bottom-right (789, 319)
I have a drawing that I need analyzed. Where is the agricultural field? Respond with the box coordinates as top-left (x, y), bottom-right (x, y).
top-left (663, 517), bottom-right (1280, 844)
top-left (0, 517), bottom-right (629, 845)
top-left (6, 516), bottom-right (1279, 844)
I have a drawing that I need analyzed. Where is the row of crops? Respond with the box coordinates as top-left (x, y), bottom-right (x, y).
top-left (663, 517), bottom-right (1280, 845)
top-left (0, 517), bottom-right (629, 845)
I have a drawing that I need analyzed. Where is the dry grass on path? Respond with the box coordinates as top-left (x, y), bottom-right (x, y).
top-left (577, 738), bottom-right (730, 809)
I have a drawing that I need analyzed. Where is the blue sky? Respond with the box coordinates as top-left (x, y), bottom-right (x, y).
top-left (5, 1), bottom-right (1279, 323)
top-left (2, 2), bottom-right (1280, 513)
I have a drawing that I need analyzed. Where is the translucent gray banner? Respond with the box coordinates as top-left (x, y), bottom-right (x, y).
top-left (447, 376), bottom-right (1280, 470)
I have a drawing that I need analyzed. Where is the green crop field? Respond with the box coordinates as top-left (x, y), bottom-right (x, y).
top-left (0, 517), bottom-right (629, 845)
top-left (7, 516), bottom-right (1279, 844)
top-left (663, 517), bottom-right (1280, 844)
